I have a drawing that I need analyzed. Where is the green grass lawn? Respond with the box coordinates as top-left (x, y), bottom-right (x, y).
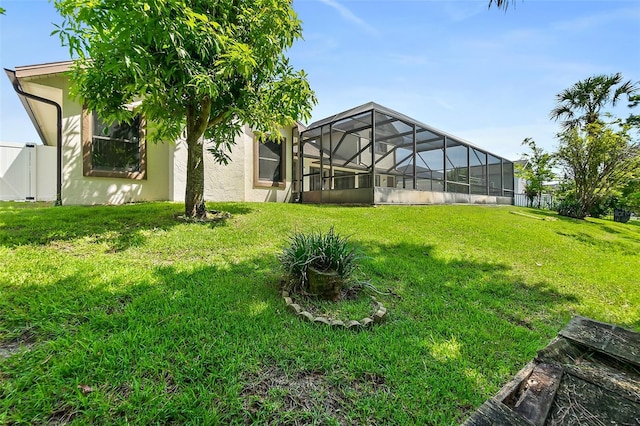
top-left (1, 201), bottom-right (638, 424)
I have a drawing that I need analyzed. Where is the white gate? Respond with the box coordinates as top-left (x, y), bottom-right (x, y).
top-left (0, 143), bottom-right (56, 201)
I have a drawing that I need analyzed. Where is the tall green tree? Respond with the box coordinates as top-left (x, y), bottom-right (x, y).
top-left (555, 122), bottom-right (640, 219)
top-left (627, 94), bottom-right (640, 128)
top-left (516, 138), bottom-right (556, 208)
top-left (550, 73), bottom-right (638, 132)
top-left (53, 0), bottom-right (316, 218)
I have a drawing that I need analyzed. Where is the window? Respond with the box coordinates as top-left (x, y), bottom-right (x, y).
top-left (82, 109), bottom-right (146, 179)
top-left (255, 137), bottom-right (286, 187)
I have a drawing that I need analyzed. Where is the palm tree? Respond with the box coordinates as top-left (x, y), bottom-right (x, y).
top-left (488, 0), bottom-right (516, 10)
top-left (550, 73), bottom-right (638, 131)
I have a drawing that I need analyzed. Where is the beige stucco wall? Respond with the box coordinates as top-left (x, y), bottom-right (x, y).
top-left (35, 145), bottom-right (57, 201)
top-left (21, 74), bottom-right (173, 205)
top-left (170, 124), bottom-right (293, 203)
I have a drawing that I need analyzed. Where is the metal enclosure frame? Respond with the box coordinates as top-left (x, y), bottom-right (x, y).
top-left (295, 102), bottom-right (514, 205)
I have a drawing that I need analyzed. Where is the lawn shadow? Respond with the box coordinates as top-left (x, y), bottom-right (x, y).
top-left (0, 202), bottom-right (254, 249)
top-left (356, 241), bottom-right (581, 421)
top-left (0, 238), bottom-right (590, 424)
top-left (206, 202), bottom-right (255, 216)
top-left (0, 254), bottom-right (290, 424)
top-left (517, 207), bottom-right (559, 219)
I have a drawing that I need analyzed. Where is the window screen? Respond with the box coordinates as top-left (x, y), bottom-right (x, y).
top-left (258, 139), bottom-right (284, 183)
top-left (92, 114), bottom-right (142, 172)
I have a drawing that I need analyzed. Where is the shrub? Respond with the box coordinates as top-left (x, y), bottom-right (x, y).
top-left (588, 196), bottom-right (616, 218)
top-left (279, 227), bottom-right (362, 293)
top-left (556, 194), bottom-right (585, 219)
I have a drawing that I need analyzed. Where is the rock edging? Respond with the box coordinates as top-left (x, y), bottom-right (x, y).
top-left (282, 290), bottom-right (387, 329)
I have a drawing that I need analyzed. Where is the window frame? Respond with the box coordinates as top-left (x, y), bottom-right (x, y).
top-left (82, 107), bottom-right (147, 180)
top-left (254, 136), bottom-right (287, 188)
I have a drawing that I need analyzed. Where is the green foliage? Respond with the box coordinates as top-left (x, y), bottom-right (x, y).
top-left (586, 195), bottom-right (617, 219)
top-left (619, 178), bottom-right (640, 214)
top-left (627, 94), bottom-right (640, 128)
top-left (487, 0), bottom-right (513, 10)
top-left (550, 73), bottom-right (638, 131)
top-left (279, 227), bottom-right (362, 291)
top-left (555, 122), bottom-right (640, 219)
top-left (52, 0), bottom-right (316, 217)
top-left (554, 193), bottom-right (582, 218)
top-left (516, 138), bottom-right (556, 208)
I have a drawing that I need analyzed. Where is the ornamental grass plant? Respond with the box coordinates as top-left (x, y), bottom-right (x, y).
top-left (279, 226), bottom-right (363, 295)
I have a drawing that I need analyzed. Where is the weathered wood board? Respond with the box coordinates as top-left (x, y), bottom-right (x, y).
top-left (462, 316), bottom-right (640, 425)
top-left (558, 316), bottom-right (640, 368)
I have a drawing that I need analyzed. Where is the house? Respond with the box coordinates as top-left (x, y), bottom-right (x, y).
top-left (5, 61), bottom-right (515, 206)
top-left (5, 61), bottom-right (297, 206)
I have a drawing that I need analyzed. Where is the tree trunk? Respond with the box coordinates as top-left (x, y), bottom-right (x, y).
top-left (184, 99), bottom-right (212, 218)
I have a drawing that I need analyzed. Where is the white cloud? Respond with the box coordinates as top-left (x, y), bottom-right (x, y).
top-left (316, 0), bottom-right (379, 36)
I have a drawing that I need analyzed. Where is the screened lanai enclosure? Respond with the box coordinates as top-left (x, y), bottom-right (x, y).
top-left (293, 102), bottom-right (514, 205)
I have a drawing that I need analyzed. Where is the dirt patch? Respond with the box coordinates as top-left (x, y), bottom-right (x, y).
top-left (174, 210), bottom-right (231, 223)
top-left (241, 366), bottom-right (390, 425)
top-left (0, 330), bottom-right (37, 358)
top-left (47, 404), bottom-right (78, 425)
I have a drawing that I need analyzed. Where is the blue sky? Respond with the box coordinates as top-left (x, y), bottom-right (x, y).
top-left (1, 0), bottom-right (639, 160)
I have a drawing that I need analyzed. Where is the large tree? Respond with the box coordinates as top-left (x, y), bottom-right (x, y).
top-left (550, 73), bottom-right (638, 132)
top-left (556, 122), bottom-right (640, 219)
top-left (550, 74), bottom-right (639, 218)
top-left (516, 138), bottom-right (556, 208)
top-left (53, 0), bottom-right (316, 218)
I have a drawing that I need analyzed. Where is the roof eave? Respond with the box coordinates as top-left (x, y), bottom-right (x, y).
top-left (4, 68), bottom-right (50, 145)
top-left (14, 60), bottom-right (73, 78)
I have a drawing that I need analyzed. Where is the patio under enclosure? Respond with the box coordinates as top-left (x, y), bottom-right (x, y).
top-left (293, 102), bottom-right (514, 205)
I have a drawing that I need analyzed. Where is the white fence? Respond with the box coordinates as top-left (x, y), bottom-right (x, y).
top-left (0, 143), bottom-right (56, 202)
top-left (514, 192), bottom-right (555, 209)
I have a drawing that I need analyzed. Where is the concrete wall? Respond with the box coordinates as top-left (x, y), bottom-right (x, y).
top-left (375, 187), bottom-right (513, 205)
top-left (0, 142), bottom-right (56, 201)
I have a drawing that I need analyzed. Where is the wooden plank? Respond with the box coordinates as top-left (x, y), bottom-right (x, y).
top-left (535, 336), bottom-right (587, 365)
top-left (537, 334), bottom-right (640, 404)
top-left (559, 316), bottom-right (640, 367)
top-left (495, 360), bottom-right (536, 404)
top-left (462, 399), bottom-right (535, 426)
top-left (511, 363), bottom-right (563, 426)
